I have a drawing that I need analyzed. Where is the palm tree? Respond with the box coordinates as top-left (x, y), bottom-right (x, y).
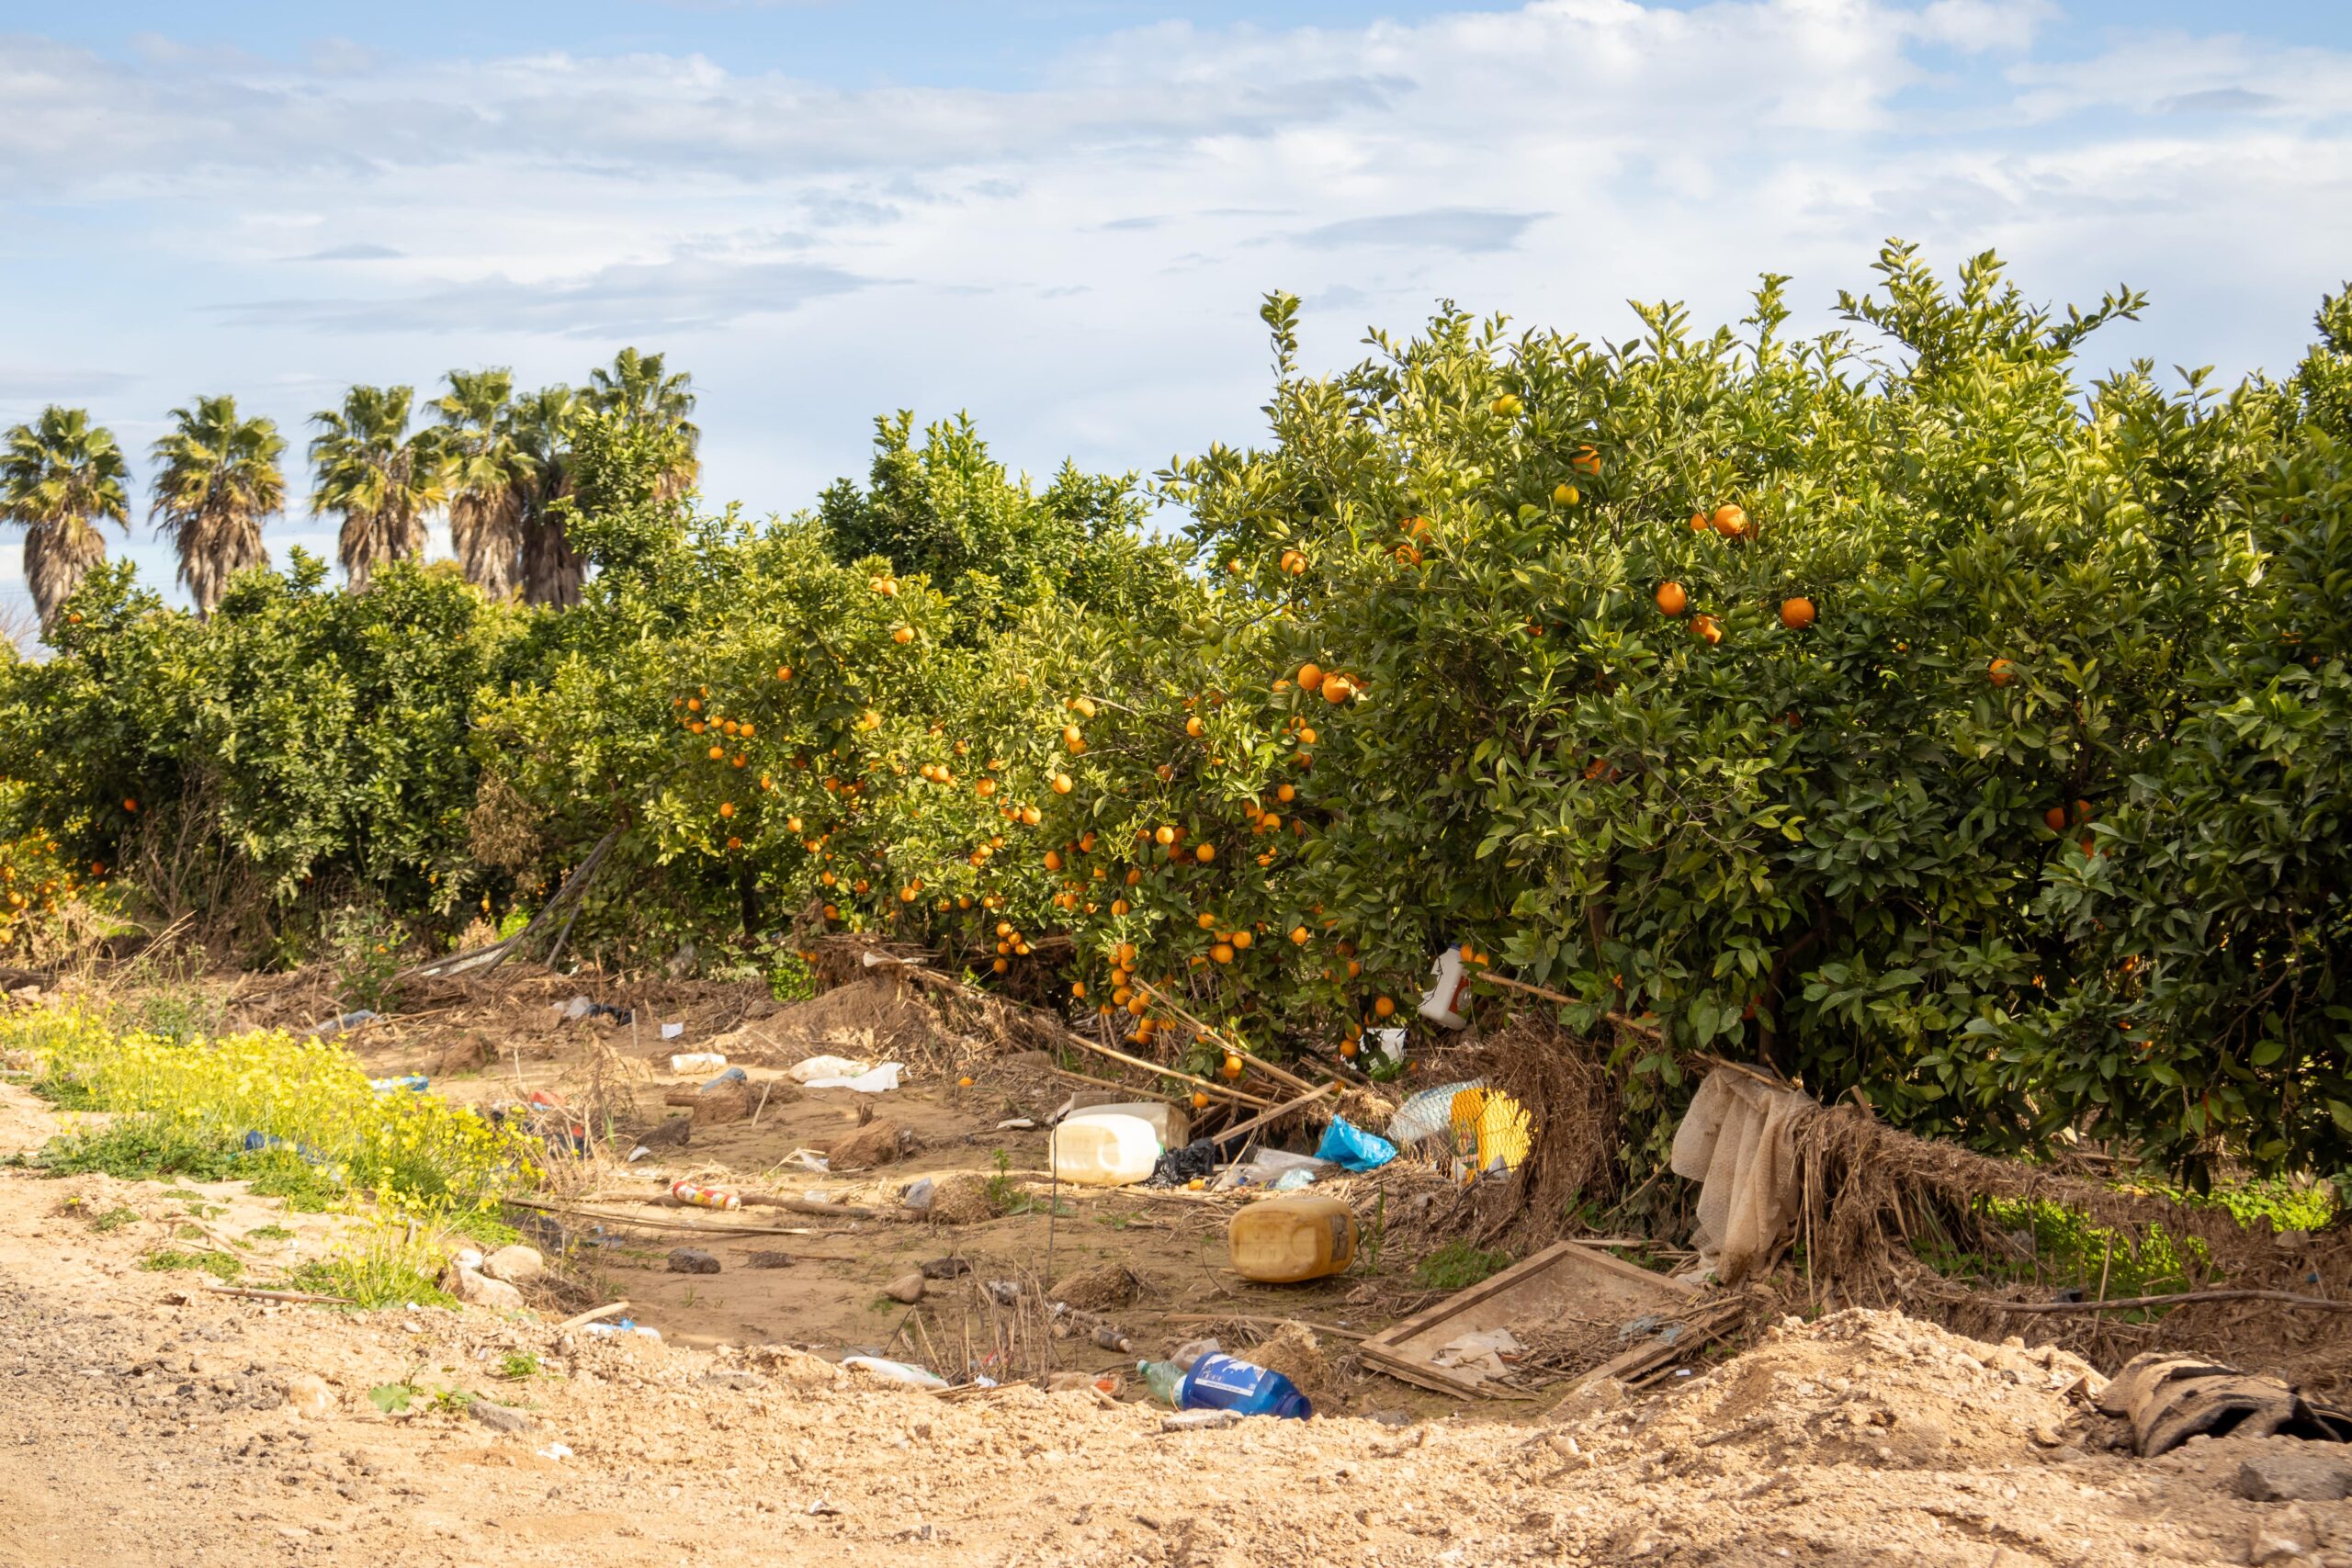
top-left (584, 347), bottom-right (699, 497)
top-left (0, 405), bottom-right (130, 627)
top-left (149, 395), bottom-right (286, 615)
top-left (434, 368), bottom-right (527, 599)
top-left (511, 383), bottom-right (584, 607)
top-left (307, 386), bottom-right (447, 592)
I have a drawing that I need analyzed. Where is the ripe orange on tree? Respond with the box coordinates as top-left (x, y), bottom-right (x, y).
top-left (1780, 596), bottom-right (1815, 631)
top-left (1656, 581), bottom-right (1688, 617)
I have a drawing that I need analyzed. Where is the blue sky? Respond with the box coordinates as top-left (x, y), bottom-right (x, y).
top-left (6, 0), bottom-right (2352, 619)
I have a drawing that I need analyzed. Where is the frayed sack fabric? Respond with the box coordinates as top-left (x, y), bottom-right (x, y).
top-left (1669, 1067), bottom-right (1815, 1283)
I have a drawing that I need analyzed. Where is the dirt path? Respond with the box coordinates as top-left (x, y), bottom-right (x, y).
top-left (3, 1068), bottom-right (2346, 1567)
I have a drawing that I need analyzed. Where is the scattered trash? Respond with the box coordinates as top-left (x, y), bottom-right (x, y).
top-left (582, 1319), bottom-right (662, 1341)
top-left (784, 1150), bottom-right (831, 1174)
top-left (1146, 1137), bottom-right (1220, 1189)
top-left (787, 1055), bottom-right (874, 1084)
top-left (672, 1179), bottom-right (742, 1211)
top-left (1229, 1193), bottom-right (1357, 1282)
top-left (802, 1062), bottom-right (905, 1093)
top-left (1216, 1147), bottom-right (1331, 1191)
top-left (1669, 1066), bottom-right (1815, 1283)
top-left (661, 1023), bottom-right (685, 1041)
top-left (1314, 1115), bottom-right (1396, 1172)
top-left (368, 1074), bottom-right (428, 1093)
top-left (537, 1442), bottom-right (573, 1461)
top-left (1431, 1327), bottom-right (1524, 1380)
top-left (1418, 942), bottom-right (1474, 1029)
top-left (995, 1117), bottom-right (1036, 1131)
top-left (984, 1280), bottom-right (1021, 1307)
top-left (1271, 1168), bottom-right (1318, 1191)
top-left (669, 1051), bottom-right (724, 1072)
top-left (699, 1066), bottom-right (748, 1092)
top-left (1445, 1086), bottom-right (1533, 1180)
top-left (1170, 1338), bottom-right (1222, 1371)
top-left (1385, 1079), bottom-right (1486, 1146)
top-left (841, 1356), bottom-right (948, 1391)
top-left (1371, 1027), bottom-right (1408, 1066)
top-left (901, 1177), bottom-right (936, 1213)
top-left (1147, 1352), bottom-right (1313, 1419)
top-left (807, 1499), bottom-right (842, 1517)
top-left (241, 1130), bottom-right (330, 1164)
top-left (304, 1010), bottom-right (379, 1038)
top-left (668, 1248), bottom-right (721, 1274)
top-left (559, 996), bottom-right (632, 1024)
top-left (627, 1145), bottom-right (653, 1163)
top-left (2098, 1353), bottom-right (2352, 1457)
top-left (1048, 1370), bottom-right (1127, 1396)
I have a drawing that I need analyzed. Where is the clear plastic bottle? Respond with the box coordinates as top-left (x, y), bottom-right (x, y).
top-left (1138, 1359), bottom-right (1187, 1406)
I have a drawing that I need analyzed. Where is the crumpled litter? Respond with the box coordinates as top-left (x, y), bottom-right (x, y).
top-left (1431, 1327), bottom-right (1523, 1382)
top-left (1315, 1115), bottom-right (1396, 1171)
top-left (1146, 1137), bottom-right (1220, 1189)
top-left (799, 1062), bottom-right (903, 1093)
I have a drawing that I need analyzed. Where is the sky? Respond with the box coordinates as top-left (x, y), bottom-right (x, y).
top-left (5, 0), bottom-right (2351, 617)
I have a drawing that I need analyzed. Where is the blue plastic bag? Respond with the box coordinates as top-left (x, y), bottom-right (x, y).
top-left (1315, 1115), bottom-right (1396, 1171)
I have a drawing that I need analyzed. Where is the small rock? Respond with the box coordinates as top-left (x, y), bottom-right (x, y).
top-left (668, 1248), bottom-right (721, 1275)
top-left (825, 1117), bottom-right (907, 1172)
top-left (886, 1271), bottom-right (925, 1304)
top-left (481, 1246), bottom-right (545, 1285)
top-left (701, 1370), bottom-right (764, 1390)
top-left (2029, 1421), bottom-right (2064, 1447)
top-left (442, 1265), bottom-right (526, 1312)
top-left (1160, 1409), bottom-right (1241, 1433)
top-left (1371, 1409), bottom-right (1412, 1427)
top-left (919, 1257), bottom-right (972, 1280)
top-left (2250, 1505), bottom-right (2319, 1565)
top-left (282, 1372), bottom-right (335, 1421)
top-left (2237, 1451), bottom-right (2352, 1503)
top-left (470, 1401), bottom-right (532, 1434)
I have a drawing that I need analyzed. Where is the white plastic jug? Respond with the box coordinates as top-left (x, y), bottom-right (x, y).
top-left (1418, 943), bottom-right (1471, 1029)
top-left (1051, 1111), bottom-right (1170, 1187)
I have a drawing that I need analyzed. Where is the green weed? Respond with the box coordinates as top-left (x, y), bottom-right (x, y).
top-left (35, 1119), bottom-right (244, 1182)
top-left (495, 1352), bottom-right (541, 1381)
top-left (1413, 1239), bottom-right (1512, 1291)
top-left (246, 1224), bottom-right (293, 1242)
top-left (140, 1248), bottom-right (241, 1281)
top-left (289, 1222), bottom-right (457, 1309)
top-left (89, 1205), bottom-right (141, 1233)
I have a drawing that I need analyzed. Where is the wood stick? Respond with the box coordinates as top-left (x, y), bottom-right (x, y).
top-left (501, 1196), bottom-right (859, 1242)
top-left (1982, 1288), bottom-right (2352, 1315)
top-left (1476, 972), bottom-right (1664, 1039)
top-left (201, 1284), bottom-right (355, 1306)
top-left (554, 1300), bottom-right (630, 1331)
top-left (1136, 986), bottom-right (1319, 1094)
top-left (741, 1193), bottom-right (881, 1220)
top-left (1054, 1028), bottom-right (1273, 1109)
top-left (1207, 1082), bottom-right (1336, 1146)
top-left (1155, 1312), bottom-right (1369, 1340)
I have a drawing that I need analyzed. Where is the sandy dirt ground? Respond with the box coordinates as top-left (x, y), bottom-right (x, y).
top-left (6, 1076), bottom-right (2352, 1566)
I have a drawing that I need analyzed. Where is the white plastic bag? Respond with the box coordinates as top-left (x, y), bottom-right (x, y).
top-left (786, 1054), bottom-right (875, 1084)
top-left (801, 1062), bottom-right (904, 1092)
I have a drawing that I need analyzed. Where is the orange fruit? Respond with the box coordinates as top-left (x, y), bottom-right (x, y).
top-left (1692, 615), bottom-right (1723, 646)
top-left (1220, 1055), bottom-right (1243, 1079)
top-left (1186, 716), bottom-right (1204, 737)
top-left (1690, 512), bottom-right (1710, 533)
top-left (2074, 799), bottom-right (2093, 824)
top-left (1989, 659), bottom-right (2017, 687)
top-left (872, 577), bottom-right (897, 596)
top-left (1340, 1039), bottom-right (1358, 1059)
top-left (1780, 596), bottom-right (1815, 631)
top-left (1276, 784), bottom-right (1295, 804)
top-left (718, 801), bottom-right (736, 818)
top-left (892, 625), bottom-right (914, 644)
top-left (776, 665), bottom-right (793, 681)
top-left (1191, 1091), bottom-right (1210, 1111)
top-left (1290, 926), bottom-right (1310, 945)
top-left (1194, 843), bottom-right (1215, 863)
top-left (957, 1076), bottom-right (974, 1089)
top-left (1321, 676), bottom-right (1354, 704)
top-left (1655, 581), bottom-right (1687, 617)
top-left (1373, 996), bottom-right (1396, 1018)
top-left (1071, 980), bottom-right (1087, 998)
top-left (1155, 825), bottom-right (1177, 846)
top-left (993, 957), bottom-right (1009, 974)
top-left (1052, 773), bottom-right (1073, 795)
top-left (708, 745), bottom-right (726, 761)
top-left (1712, 504), bottom-right (1748, 538)
top-left (1279, 549), bottom-right (1307, 575)
top-left (686, 697), bottom-right (702, 712)
top-left (1552, 482), bottom-right (1578, 505)
top-left (1212, 942), bottom-right (1234, 964)
top-left (1296, 662), bottom-right (1324, 694)
top-left (2042, 806), bottom-right (2067, 832)
top-left (1230, 930), bottom-right (1251, 950)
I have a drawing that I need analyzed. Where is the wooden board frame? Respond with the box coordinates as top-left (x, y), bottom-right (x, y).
top-left (1359, 1239), bottom-right (1703, 1399)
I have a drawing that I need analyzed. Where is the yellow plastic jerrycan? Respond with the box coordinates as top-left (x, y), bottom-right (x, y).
top-left (1227, 1193), bottom-right (1357, 1283)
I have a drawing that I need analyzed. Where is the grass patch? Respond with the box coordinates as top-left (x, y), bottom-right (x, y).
top-left (246, 1223), bottom-right (294, 1242)
top-left (89, 1205), bottom-right (141, 1233)
top-left (495, 1351), bottom-right (541, 1381)
top-left (140, 1248), bottom-right (242, 1281)
top-left (1413, 1240), bottom-right (1513, 1291)
top-left (35, 1120), bottom-right (245, 1183)
top-left (243, 1149), bottom-right (348, 1212)
top-left (288, 1221), bottom-right (458, 1309)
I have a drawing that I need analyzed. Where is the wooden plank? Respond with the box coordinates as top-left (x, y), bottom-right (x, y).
top-left (1565, 1300), bottom-right (1747, 1397)
top-left (1055, 1028), bottom-right (1274, 1109)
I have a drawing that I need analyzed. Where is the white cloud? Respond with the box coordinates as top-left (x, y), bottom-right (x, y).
top-left (0, 1), bottom-right (2346, 607)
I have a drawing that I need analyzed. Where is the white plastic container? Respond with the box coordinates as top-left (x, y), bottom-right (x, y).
top-left (1050, 1103), bottom-right (1187, 1188)
top-left (1418, 943), bottom-right (1471, 1029)
top-left (670, 1052), bottom-right (726, 1073)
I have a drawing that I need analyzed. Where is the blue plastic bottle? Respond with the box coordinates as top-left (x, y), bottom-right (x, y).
top-left (1180, 1353), bottom-right (1313, 1419)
